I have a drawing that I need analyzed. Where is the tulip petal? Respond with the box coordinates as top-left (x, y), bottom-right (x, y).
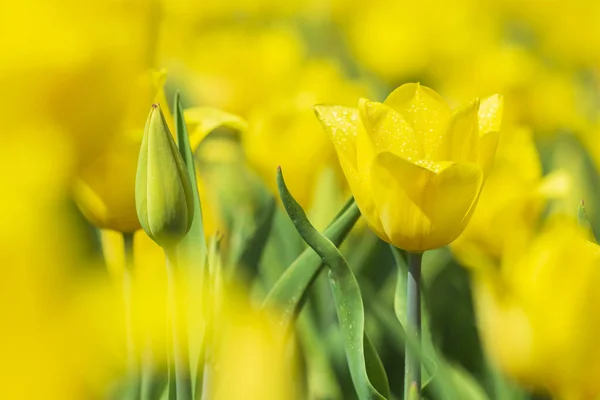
top-left (478, 94), bottom-right (504, 135)
top-left (476, 94), bottom-right (503, 177)
top-left (383, 83), bottom-right (451, 155)
top-left (431, 99), bottom-right (480, 163)
top-left (185, 107), bottom-right (248, 151)
top-left (314, 105), bottom-right (360, 167)
top-left (357, 98), bottom-right (422, 159)
top-left (478, 131), bottom-right (499, 178)
top-left (315, 105), bottom-right (389, 241)
top-left (372, 152), bottom-right (483, 251)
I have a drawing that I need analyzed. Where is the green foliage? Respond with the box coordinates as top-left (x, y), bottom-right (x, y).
top-left (276, 166), bottom-right (389, 400)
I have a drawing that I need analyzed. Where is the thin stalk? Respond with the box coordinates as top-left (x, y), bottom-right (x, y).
top-left (404, 252), bottom-right (423, 400)
top-left (165, 250), bottom-right (192, 400)
top-left (122, 232), bottom-right (139, 397)
top-left (140, 337), bottom-right (158, 400)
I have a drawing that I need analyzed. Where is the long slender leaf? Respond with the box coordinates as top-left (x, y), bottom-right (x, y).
top-left (277, 167), bottom-right (388, 400)
top-left (174, 92), bottom-right (207, 268)
top-left (261, 196), bottom-right (360, 325)
top-left (228, 196), bottom-right (276, 282)
top-left (173, 92), bottom-right (207, 398)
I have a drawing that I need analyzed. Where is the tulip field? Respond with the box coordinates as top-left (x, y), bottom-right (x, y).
top-left (4, 1), bottom-right (600, 399)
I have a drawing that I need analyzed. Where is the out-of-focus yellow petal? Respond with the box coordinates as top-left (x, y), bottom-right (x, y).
top-left (478, 94), bottom-right (504, 135)
top-left (476, 220), bottom-right (600, 397)
top-left (431, 99), bottom-right (480, 163)
top-left (536, 169), bottom-right (571, 198)
top-left (472, 272), bottom-right (536, 383)
top-left (185, 107), bottom-right (248, 151)
top-left (372, 152), bottom-right (482, 251)
top-left (314, 105), bottom-right (388, 240)
top-left (74, 131), bottom-right (142, 233)
top-left (358, 98), bottom-right (422, 159)
top-left (383, 83), bottom-right (451, 155)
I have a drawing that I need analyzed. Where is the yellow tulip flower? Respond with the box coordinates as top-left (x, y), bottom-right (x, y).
top-left (315, 83), bottom-right (503, 252)
top-left (1, 0), bottom-right (151, 167)
top-left (474, 221), bottom-right (600, 399)
top-left (73, 71), bottom-right (172, 233)
top-left (451, 126), bottom-right (569, 269)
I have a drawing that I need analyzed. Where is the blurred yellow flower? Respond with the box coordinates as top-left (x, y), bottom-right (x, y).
top-left (315, 83), bottom-right (503, 252)
top-left (1, 0), bottom-right (152, 167)
top-left (343, 0), bottom-right (499, 82)
top-left (451, 126), bottom-right (569, 269)
top-left (0, 130), bottom-right (127, 399)
top-left (474, 220), bottom-right (600, 399)
top-left (243, 61), bottom-right (368, 208)
top-left (211, 289), bottom-right (298, 400)
top-left (441, 44), bottom-right (585, 136)
top-left (73, 72), bottom-right (171, 233)
top-left (496, 0), bottom-right (600, 67)
top-left (167, 25), bottom-right (305, 115)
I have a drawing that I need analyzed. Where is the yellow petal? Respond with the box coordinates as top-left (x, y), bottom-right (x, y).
top-left (478, 131), bottom-right (499, 178)
top-left (383, 83), bottom-right (451, 155)
top-left (478, 94), bottom-right (504, 135)
top-left (431, 99), bottom-right (480, 163)
top-left (314, 104), bottom-right (389, 240)
top-left (185, 107), bottom-right (248, 151)
top-left (73, 179), bottom-right (109, 228)
top-left (313, 105), bottom-right (360, 167)
top-left (371, 152), bottom-right (483, 251)
top-left (357, 98), bottom-right (422, 159)
top-left (537, 170), bottom-right (571, 198)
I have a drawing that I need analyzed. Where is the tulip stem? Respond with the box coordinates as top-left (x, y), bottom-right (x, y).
top-left (404, 252), bottom-right (423, 400)
top-left (122, 232), bottom-right (139, 398)
top-left (165, 250), bottom-right (192, 400)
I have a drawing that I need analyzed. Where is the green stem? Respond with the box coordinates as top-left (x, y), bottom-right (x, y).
top-left (140, 338), bottom-right (158, 400)
top-left (122, 232), bottom-right (139, 398)
top-left (165, 250), bottom-right (192, 400)
top-left (404, 252), bottom-right (423, 400)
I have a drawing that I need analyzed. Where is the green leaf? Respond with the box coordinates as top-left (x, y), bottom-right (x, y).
top-left (173, 92), bottom-right (207, 398)
top-left (297, 309), bottom-right (344, 399)
top-left (228, 196), bottom-right (276, 281)
top-left (261, 195), bottom-right (360, 326)
top-left (578, 200), bottom-right (596, 241)
top-left (364, 332), bottom-right (391, 399)
top-left (174, 92), bottom-right (207, 268)
top-left (277, 167), bottom-right (388, 400)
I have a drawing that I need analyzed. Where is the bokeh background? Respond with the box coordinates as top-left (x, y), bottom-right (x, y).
top-left (3, 0), bottom-right (600, 399)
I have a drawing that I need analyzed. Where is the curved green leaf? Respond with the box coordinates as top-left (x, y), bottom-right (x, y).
top-left (174, 92), bottom-right (207, 268)
top-left (262, 196), bottom-right (360, 325)
top-left (277, 167), bottom-right (388, 400)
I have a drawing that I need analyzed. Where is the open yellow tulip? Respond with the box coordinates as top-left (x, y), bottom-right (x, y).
top-left (315, 83), bottom-right (503, 252)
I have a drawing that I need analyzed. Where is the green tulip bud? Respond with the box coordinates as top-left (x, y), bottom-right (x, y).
top-left (136, 103), bottom-right (194, 247)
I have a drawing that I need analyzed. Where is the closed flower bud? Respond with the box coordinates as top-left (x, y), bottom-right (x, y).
top-left (136, 104), bottom-right (194, 247)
